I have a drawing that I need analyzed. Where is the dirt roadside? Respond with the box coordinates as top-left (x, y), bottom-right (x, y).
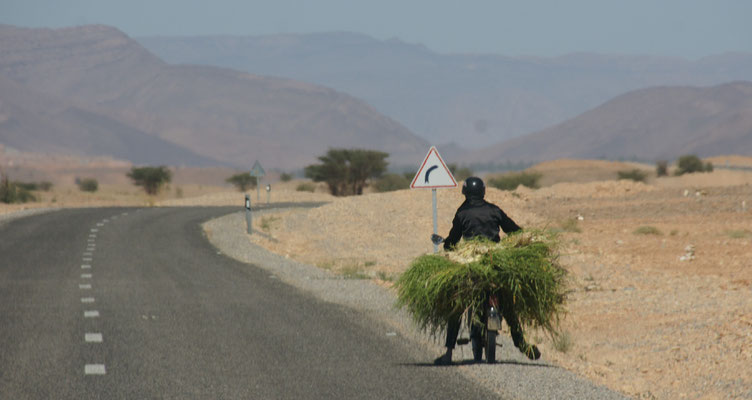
top-left (243, 171), bottom-right (752, 400)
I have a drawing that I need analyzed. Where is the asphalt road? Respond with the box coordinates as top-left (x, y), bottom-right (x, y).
top-left (0, 207), bottom-right (499, 399)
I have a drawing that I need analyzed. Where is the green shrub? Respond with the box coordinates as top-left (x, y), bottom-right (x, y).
top-left (341, 265), bottom-right (370, 279)
top-left (726, 229), bottom-right (752, 239)
top-left (487, 171), bottom-right (542, 191)
top-left (656, 161), bottom-right (669, 177)
top-left (78, 178), bottom-right (99, 192)
top-left (447, 164), bottom-right (474, 182)
top-left (38, 181), bottom-right (53, 191)
top-left (296, 182), bottom-right (316, 192)
top-left (633, 226), bottom-right (662, 235)
top-left (260, 216), bottom-right (279, 232)
top-left (15, 182), bottom-right (39, 191)
top-left (675, 155), bottom-right (708, 175)
top-left (279, 173), bottom-right (293, 182)
top-left (617, 169), bottom-right (647, 182)
top-left (372, 173), bottom-right (410, 192)
top-left (0, 174), bottom-right (36, 203)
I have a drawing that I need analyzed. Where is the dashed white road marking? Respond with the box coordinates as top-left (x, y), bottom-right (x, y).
top-left (90, 229), bottom-right (98, 233)
top-left (81, 274), bottom-right (92, 279)
top-left (81, 297), bottom-right (95, 303)
top-left (84, 311), bottom-right (99, 318)
top-left (81, 264), bottom-right (91, 269)
top-left (83, 252), bottom-right (93, 256)
top-left (85, 333), bottom-right (103, 343)
top-left (79, 284), bottom-right (92, 290)
top-left (85, 364), bottom-right (106, 375)
top-left (83, 258), bottom-right (93, 262)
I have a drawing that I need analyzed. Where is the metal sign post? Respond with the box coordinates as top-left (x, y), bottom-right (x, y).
top-left (250, 160), bottom-right (266, 203)
top-left (410, 146), bottom-right (457, 253)
top-left (432, 189), bottom-right (438, 253)
top-left (245, 194), bottom-right (252, 234)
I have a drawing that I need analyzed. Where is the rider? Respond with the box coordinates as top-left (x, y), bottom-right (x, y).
top-left (434, 176), bottom-right (541, 365)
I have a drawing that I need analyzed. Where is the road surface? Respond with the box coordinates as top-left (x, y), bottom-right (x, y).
top-left (0, 207), bottom-right (499, 399)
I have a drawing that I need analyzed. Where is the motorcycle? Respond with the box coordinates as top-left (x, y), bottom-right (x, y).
top-left (431, 234), bottom-right (502, 363)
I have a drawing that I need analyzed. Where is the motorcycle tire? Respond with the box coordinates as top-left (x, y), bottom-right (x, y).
top-left (486, 329), bottom-right (497, 363)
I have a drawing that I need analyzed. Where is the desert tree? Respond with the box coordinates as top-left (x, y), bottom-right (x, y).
top-left (226, 172), bottom-right (257, 192)
top-left (127, 166), bottom-right (172, 195)
top-left (305, 148), bottom-right (388, 196)
top-left (447, 164), bottom-right (474, 182)
top-left (77, 178), bottom-right (99, 192)
top-left (675, 155), bottom-right (712, 175)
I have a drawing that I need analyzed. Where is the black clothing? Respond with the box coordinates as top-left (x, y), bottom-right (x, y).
top-left (441, 196), bottom-right (530, 360)
top-left (443, 197), bottom-right (521, 250)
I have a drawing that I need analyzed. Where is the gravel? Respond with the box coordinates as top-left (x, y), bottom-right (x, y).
top-left (0, 208), bottom-right (58, 226)
top-left (204, 209), bottom-right (629, 400)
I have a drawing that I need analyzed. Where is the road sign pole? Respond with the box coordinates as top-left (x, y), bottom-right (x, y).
top-left (432, 188), bottom-right (438, 253)
top-left (256, 181), bottom-right (261, 202)
top-left (245, 194), bottom-right (252, 234)
top-left (410, 146), bottom-right (457, 253)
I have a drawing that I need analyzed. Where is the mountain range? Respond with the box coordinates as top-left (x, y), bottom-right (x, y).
top-left (139, 32), bottom-right (752, 150)
top-left (463, 81), bottom-right (752, 163)
top-left (1, 25), bottom-right (751, 171)
top-left (0, 25), bottom-right (428, 169)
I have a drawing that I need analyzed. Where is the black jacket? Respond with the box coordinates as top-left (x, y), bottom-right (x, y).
top-left (443, 197), bottom-right (521, 250)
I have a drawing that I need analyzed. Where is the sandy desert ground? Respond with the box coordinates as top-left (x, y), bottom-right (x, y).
top-left (2, 156), bottom-right (751, 399)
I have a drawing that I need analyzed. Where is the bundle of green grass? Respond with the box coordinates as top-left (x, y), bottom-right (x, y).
top-left (395, 231), bottom-right (568, 338)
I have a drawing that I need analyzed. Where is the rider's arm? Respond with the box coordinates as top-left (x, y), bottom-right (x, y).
top-left (496, 207), bottom-right (522, 234)
top-left (443, 214), bottom-right (463, 250)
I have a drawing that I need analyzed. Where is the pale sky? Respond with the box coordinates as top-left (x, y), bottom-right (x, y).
top-left (1, 0), bottom-right (751, 58)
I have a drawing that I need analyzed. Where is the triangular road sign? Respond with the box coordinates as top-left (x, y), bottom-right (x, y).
top-left (250, 160), bottom-right (266, 177)
top-left (410, 146), bottom-right (457, 189)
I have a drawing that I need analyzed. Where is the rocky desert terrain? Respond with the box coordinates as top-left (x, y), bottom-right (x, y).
top-left (2, 157), bottom-right (751, 399)
top-left (239, 159), bottom-right (752, 400)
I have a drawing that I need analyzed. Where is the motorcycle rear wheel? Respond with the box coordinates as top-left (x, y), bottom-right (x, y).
top-left (486, 330), bottom-right (497, 363)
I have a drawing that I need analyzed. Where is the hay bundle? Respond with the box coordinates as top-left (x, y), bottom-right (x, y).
top-left (395, 231), bottom-right (567, 337)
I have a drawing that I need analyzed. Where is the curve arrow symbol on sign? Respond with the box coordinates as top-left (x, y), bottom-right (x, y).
top-left (424, 165), bottom-right (438, 183)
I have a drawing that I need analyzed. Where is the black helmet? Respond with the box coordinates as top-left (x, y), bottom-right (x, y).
top-left (462, 177), bottom-right (485, 198)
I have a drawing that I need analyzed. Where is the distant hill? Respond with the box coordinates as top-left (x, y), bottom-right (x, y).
top-left (0, 25), bottom-right (428, 169)
top-left (463, 82), bottom-right (752, 163)
top-left (0, 75), bottom-right (216, 166)
top-left (138, 32), bottom-right (752, 149)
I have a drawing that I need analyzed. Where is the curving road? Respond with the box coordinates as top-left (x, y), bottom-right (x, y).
top-left (0, 207), bottom-right (499, 399)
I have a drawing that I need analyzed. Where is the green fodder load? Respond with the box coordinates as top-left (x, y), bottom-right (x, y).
top-left (395, 231), bottom-right (567, 338)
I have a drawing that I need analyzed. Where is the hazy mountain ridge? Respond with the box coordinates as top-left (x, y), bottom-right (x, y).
top-left (0, 74), bottom-right (217, 165)
top-left (463, 81), bottom-right (752, 163)
top-left (138, 32), bottom-right (752, 149)
top-left (0, 25), bottom-right (429, 169)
